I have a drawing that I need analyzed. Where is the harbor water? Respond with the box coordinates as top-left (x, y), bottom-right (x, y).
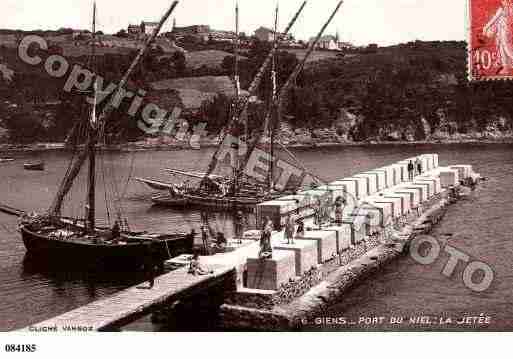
top-left (0, 143), bottom-right (512, 331)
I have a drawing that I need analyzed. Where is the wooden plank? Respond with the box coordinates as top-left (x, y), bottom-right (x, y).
top-left (23, 265), bottom-right (234, 331)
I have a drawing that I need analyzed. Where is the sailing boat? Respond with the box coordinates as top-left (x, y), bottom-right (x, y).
top-left (19, 1), bottom-right (194, 268)
top-left (139, 1), bottom-right (341, 212)
top-left (139, 2), bottom-right (309, 211)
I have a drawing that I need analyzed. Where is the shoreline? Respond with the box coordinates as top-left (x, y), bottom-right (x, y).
top-left (1, 137), bottom-right (513, 155)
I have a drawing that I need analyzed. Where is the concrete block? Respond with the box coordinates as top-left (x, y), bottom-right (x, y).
top-left (331, 180), bottom-right (357, 200)
top-left (420, 156), bottom-right (429, 174)
top-left (404, 184), bottom-right (428, 203)
top-left (377, 166), bottom-right (395, 188)
top-left (414, 180), bottom-right (435, 198)
top-left (394, 188), bottom-right (420, 208)
top-left (387, 165), bottom-right (402, 185)
top-left (362, 201), bottom-right (393, 227)
top-left (373, 196), bottom-right (403, 218)
top-left (433, 154), bottom-right (439, 168)
top-left (274, 195), bottom-right (315, 225)
top-left (422, 154), bottom-right (434, 171)
top-left (450, 165), bottom-right (473, 180)
top-left (296, 230), bottom-right (338, 263)
top-left (257, 199), bottom-right (298, 229)
top-left (247, 250), bottom-right (296, 290)
top-left (317, 184), bottom-right (346, 203)
top-left (365, 171), bottom-right (387, 191)
top-left (382, 192), bottom-right (411, 215)
top-left (336, 220), bottom-right (367, 245)
top-left (337, 177), bottom-right (368, 199)
top-left (347, 212), bottom-right (373, 236)
top-left (439, 169), bottom-right (459, 188)
top-left (395, 163), bottom-right (409, 182)
top-left (418, 176), bottom-right (442, 194)
top-left (321, 227), bottom-right (352, 252)
top-left (354, 173), bottom-right (378, 196)
top-left (274, 240), bottom-right (318, 276)
top-left (297, 189), bottom-right (333, 208)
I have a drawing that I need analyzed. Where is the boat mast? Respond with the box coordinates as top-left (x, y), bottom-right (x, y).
top-left (233, 0), bottom-right (240, 195)
top-left (86, 1), bottom-right (97, 232)
top-left (48, 1), bottom-right (180, 218)
top-left (269, 2), bottom-right (279, 193)
top-left (238, 1), bottom-right (344, 186)
top-left (200, 1), bottom-right (307, 189)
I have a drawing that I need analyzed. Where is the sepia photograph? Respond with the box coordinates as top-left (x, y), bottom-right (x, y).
top-left (0, 0), bottom-right (512, 352)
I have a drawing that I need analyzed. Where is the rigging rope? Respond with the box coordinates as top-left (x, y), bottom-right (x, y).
top-left (276, 139), bottom-right (328, 185)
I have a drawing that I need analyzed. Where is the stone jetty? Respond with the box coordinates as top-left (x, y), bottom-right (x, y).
top-left (25, 153), bottom-right (480, 331)
top-left (216, 153), bottom-right (480, 329)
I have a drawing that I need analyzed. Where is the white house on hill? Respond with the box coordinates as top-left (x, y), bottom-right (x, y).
top-left (142, 21), bottom-right (159, 36)
top-left (309, 34), bottom-right (355, 51)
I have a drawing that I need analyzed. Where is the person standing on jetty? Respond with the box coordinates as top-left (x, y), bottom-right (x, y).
top-left (284, 214), bottom-right (296, 245)
top-left (334, 196), bottom-right (346, 224)
top-left (259, 217), bottom-right (273, 259)
top-left (234, 210), bottom-right (245, 244)
top-left (296, 215), bottom-right (305, 239)
top-left (314, 198), bottom-right (323, 230)
top-left (408, 160), bottom-right (415, 181)
top-left (416, 158), bottom-right (423, 176)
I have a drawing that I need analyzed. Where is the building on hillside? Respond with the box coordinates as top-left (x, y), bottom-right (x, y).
top-left (141, 21), bottom-right (159, 36)
top-left (71, 31), bottom-right (92, 40)
top-left (172, 25), bottom-right (211, 43)
top-left (338, 41), bottom-right (355, 50)
top-left (309, 35), bottom-right (339, 50)
top-left (308, 34), bottom-right (356, 51)
top-left (208, 30), bottom-right (237, 43)
top-left (254, 26), bottom-right (292, 43)
top-left (173, 25), bottom-right (211, 34)
top-left (128, 24), bottom-right (142, 35)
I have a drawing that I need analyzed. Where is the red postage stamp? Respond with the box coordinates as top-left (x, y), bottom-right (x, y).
top-left (469, 0), bottom-right (513, 80)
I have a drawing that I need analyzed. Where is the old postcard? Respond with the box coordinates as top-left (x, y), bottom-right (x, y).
top-left (0, 0), bottom-right (512, 355)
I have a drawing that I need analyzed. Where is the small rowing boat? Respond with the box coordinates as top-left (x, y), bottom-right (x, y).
top-left (23, 161), bottom-right (45, 171)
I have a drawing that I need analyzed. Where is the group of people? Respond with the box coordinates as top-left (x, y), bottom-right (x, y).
top-left (407, 158), bottom-right (424, 181)
top-left (259, 211), bottom-right (305, 260)
top-left (200, 225), bottom-right (229, 254)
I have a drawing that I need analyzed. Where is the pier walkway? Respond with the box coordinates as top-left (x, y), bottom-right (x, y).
top-left (23, 265), bottom-right (235, 331)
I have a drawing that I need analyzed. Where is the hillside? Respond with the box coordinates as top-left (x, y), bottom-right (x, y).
top-left (286, 48), bottom-right (341, 65)
top-left (284, 41), bottom-right (513, 142)
top-left (2, 40), bottom-right (513, 145)
top-left (185, 50), bottom-right (240, 69)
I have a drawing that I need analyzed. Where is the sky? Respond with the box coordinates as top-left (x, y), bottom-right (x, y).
top-left (1, 0), bottom-right (467, 46)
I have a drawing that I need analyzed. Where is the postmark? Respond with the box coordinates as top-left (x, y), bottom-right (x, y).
top-left (469, 0), bottom-right (513, 80)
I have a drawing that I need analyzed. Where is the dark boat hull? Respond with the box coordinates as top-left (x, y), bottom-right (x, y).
top-left (151, 194), bottom-right (189, 207)
top-left (151, 192), bottom-right (275, 212)
top-left (23, 162), bottom-right (45, 171)
top-left (20, 226), bottom-right (194, 269)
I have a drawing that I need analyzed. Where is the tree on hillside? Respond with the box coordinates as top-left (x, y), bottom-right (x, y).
top-left (221, 42), bottom-right (298, 102)
top-left (115, 29), bottom-right (129, 38)
top-left (171, 51), bottom-right (186, 75)
top-left (199, 94), bottom-right (231, 133)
